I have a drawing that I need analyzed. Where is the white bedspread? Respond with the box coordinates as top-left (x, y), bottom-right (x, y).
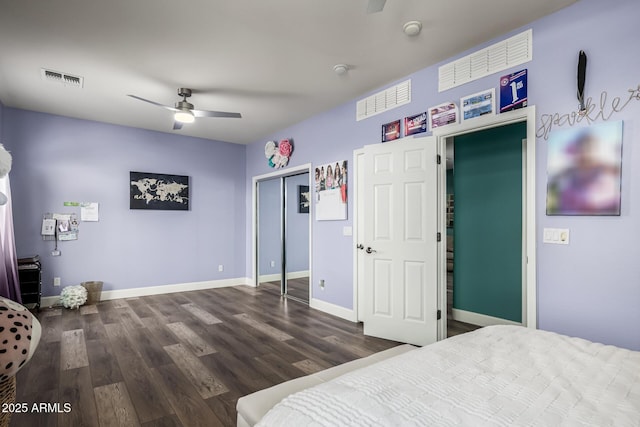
top-left (257, 326), bottom-right (640, 426)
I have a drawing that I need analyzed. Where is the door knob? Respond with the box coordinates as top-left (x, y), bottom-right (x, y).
top-left (365, 247), bottom-right (377, 254)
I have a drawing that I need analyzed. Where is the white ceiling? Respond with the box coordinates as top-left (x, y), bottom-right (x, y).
top-left (0, 0), bottom-right (578, 145)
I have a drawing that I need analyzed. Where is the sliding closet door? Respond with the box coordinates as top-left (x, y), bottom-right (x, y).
top-left (257, 178), bottom-right (283, 296)
top-left (283, 173), bottom-right (310, 303)
top-left (257, 172), bottom-right (310, 303)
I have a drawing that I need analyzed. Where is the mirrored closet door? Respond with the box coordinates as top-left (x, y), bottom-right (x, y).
top-left (257, 172), bottom-right (310, 303)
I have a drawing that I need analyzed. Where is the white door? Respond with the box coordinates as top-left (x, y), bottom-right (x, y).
top-left (362, 137), bottom-right (439, 346)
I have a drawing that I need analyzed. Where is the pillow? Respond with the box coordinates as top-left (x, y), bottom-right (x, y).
top-left (0, 297), bottom-right (40, 381)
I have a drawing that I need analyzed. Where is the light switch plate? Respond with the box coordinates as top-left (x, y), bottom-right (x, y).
top-left (543, 227), bottom-right (569, 245)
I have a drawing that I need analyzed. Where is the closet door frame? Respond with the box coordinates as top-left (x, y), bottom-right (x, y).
top-left (252, 164), bottom-right (313, 296)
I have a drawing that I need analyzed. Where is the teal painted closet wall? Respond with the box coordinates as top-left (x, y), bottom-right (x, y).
top-left (452, 122), bottom-right (526, 322)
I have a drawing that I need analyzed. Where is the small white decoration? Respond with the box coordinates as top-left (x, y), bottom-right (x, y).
top-left (265, 139), bottom-right (293, 169)
top-left (264, 141), bottom-right (277, 158)
top-left (60, 285), bottom-right (88, 309)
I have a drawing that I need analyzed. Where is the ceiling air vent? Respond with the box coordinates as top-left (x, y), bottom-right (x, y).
top-left (356, 79), bottom-right (411, 121)
top-left (40, 68), bottom-right (84, 88)
top-left (438, 29), bottom-right (532, 92)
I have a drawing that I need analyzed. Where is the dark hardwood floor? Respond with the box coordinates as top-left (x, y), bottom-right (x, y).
top-left (12, 285), bottom-right (398, 427)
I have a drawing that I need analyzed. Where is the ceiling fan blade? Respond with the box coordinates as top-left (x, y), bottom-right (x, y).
top-left (192, 110), bottom-right (242, 119)
top-left (172, 121), bottom-right (183, 130)
top-left (366, 0), bottom-right (386, 14)
top-left (127, 94), bottom-right (177, 112)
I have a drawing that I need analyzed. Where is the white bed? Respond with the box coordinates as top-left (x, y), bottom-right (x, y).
top-left (256, 326), bottom-right (640, 426)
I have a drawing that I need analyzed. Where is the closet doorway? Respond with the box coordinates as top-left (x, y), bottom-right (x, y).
top-left (354, 108), bottom-right (537, 343)
top-left (254, 166), bottom-right (311, 304)
top-left (445, 121), bottom-right (527, 337)
top-left (436, 108), bottom-right (537, 341)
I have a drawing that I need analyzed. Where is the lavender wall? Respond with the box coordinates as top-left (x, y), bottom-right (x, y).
top-left (246, 0), bottom-right (640, 350)
top-left (3, 108), bottom-right (246, 297)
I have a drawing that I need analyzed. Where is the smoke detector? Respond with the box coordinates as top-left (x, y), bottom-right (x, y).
top-left (333, 64), bottom-right (349, 76)
top-left (403, 21), bottom-right (422, 37)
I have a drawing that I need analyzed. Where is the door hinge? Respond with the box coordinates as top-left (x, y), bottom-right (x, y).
top-left (436, 154), bottom-right (442, 164)
top-left (437, 232), bottom-right (441, 242)
top-left (437, 309), bottom-right (442, 320)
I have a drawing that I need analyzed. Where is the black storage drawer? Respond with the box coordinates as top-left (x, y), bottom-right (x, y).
top-left (20, 281), bottom-right (40, 294)
top-left (18, 255), bottom-right (41, 311)
top-left (21, 293), bottom-right (40, 305)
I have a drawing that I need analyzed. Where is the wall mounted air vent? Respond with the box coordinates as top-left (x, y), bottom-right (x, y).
top-left (40, 68), bottom-right (84, 88)
top-left (356, 79), bottom-right (411, 121)
top-left (438, 29), bottom-right (532, 92)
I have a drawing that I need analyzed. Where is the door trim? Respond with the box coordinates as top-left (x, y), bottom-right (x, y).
top-left (433, 107), bottom-right (537, 339)
top-left (353, 148), bottom-right (365, 322)
top-left (354, 108), bottom-right (537, 340)
top-left (251, 164), bottom-right (313, 300)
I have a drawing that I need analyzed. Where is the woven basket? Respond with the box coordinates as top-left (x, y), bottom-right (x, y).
top-left (0, 376), bottom-right (16, 427)
top-left (81, 281), bottom-right (104, 305)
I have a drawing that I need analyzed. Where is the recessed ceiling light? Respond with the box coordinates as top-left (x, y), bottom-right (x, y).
top-left (333, 64), bottom-right (349, 75)
top-left (403, 21), bottom-right (422, 37)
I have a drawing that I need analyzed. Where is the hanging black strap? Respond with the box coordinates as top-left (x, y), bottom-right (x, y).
top-left (577, 50), bottom-right (587, 113)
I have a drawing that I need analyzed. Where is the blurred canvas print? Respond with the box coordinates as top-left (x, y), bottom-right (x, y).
top-left (546, 121), bottom-right (623, 215)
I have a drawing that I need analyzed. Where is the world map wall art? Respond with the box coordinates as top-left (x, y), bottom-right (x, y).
top-left (130, 171), bottom-right (189, 211)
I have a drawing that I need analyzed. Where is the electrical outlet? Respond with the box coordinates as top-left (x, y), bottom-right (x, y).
top-left (270, 261), bottom-right (275, 267)
top-left (51, 250), bottom-right (61, 257)
top-left (319, 279), bottom-right (325, 290)
top-left (53, 277), bottom-right (61, 287)
top-left (218, 264), bottom-right (224, 272)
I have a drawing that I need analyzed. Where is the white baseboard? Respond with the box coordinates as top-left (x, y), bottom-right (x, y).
top-left (310, 298), bottom-right (357, 322)
top-left (288, 270), bottom-right (310, 280)
top-left (452, 308), bottom-right (522, 327)
top-left (258, 273), bottom-right (281, 282)
top-left (258, 270), bottom-right (309, 283)
top-left (41, 276), bottom-right (252, 308)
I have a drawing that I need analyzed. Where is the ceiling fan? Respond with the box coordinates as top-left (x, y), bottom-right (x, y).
top-left (127, 88), bottom-right (242, 130)
top-left (366, 0), bottom-right (386, 14)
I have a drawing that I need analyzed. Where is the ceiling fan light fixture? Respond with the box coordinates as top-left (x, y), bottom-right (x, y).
top-left (174, 109), bottom-right (195, 123)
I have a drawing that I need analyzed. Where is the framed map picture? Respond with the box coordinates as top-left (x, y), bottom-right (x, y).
top-left (130, 171), bottom-right (190, 210)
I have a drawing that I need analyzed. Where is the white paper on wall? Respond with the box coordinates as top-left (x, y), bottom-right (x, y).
top-left (314, 160), bottom-right (347, 221)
